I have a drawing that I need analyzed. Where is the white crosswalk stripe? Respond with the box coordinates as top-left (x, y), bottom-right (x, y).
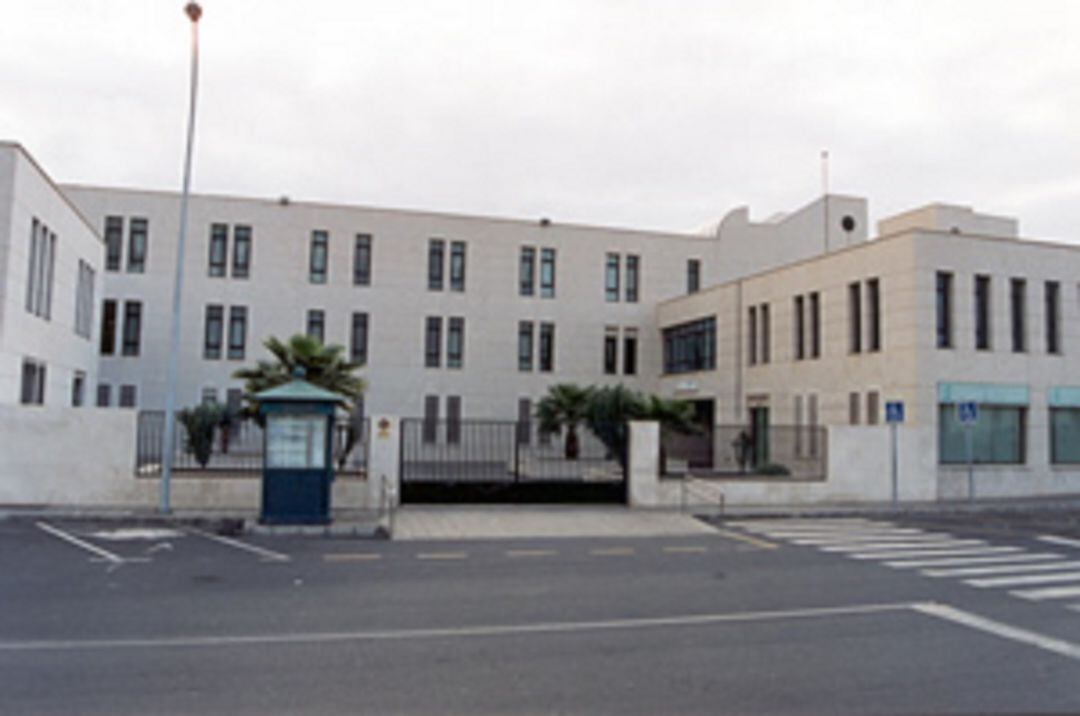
top-left (729, 518), bottom-right (1080, 614)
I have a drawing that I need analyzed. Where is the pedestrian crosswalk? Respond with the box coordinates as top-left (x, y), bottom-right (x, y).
top-left (730, 518), bottom-right (1080, 612)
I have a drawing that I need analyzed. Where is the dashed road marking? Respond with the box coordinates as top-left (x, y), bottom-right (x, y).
top-left (663, 546), bottom-right (708, 554)
top-left (324, 553), bottom-right (383, 562)
top-left (922, 560), bottom-right (1080, 578)
top-left (821, 539), bottom-right (985, 553)
top-left (965, 571), bottom-right (1080, 589)
top-left (1037, 535), bottom-right (1080, 550)
top-left (36, 521), bottom-right (125, 564)
top-left (184, 527), bottom-right (290, 563)
top-left (505, 549), bottom-right (557, 558)
top-left (885, 552), bottom-right (1063, 569)
top-left (416, 552), bottom-right (468, 561)
top-left (849, 546), bottom-right (1022, 561)
top-left (589, 547), bottom-right (635, 557)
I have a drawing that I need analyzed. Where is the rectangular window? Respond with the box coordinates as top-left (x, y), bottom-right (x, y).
top-left (20, 359), bottom-right (46, 405)
top-left (25, 219), bottom-right (39, 313)
top-left (204, 304), bottom-right (224, 359)
top-left (1045, 281), bottom-right (1061, 354)
top-left (539, 322), bottom-right (554, 372)
top-left (428, 239), bottom-right (445, 290)
top-left (25, 219), bottom-right (56, 319)
top-left (227, 306), bottom-right (247, 360)
top-left (623, 332), bottom-right (637, 375)
top-left (625, 254), bottom-right (639, 303)
top-left (663, 317), bottom-right (716, 374)
top-left (517, 398), bottom-right (532, 446)
top-left (423, 395), bottom-right (439, 444)
top-left (100, 299), bottom-right (117, 355)
top-left (849, 392), bottom-right (860, 425)
top-left (540, 248), bottom-right (556, 298)
top-left (939, 404), bottom-right (1025, 464)
top-left (425, 316), bottom-right (442, 368)
top-left (309, 230), bottom-right (328, 284)
top-left (974, 274), bottom-right (992, 350)
top-left (72, 371), bottom-right (85, 407)
top-left (748, 306), bottom-right (757, 365)
top-left (122, 301), bottom-right (142, 356)
top-left (74, 260), bottom-right (95, 339)
top-left (201, 387), bottom-right (218, 405)
top-left (208, 223), bottom-right (228, 277)
top-left (808, 394), bottom-right (819, 456)
top-left (42, 229), bottom-right (56, 320)
top-left (449, 241), bottom-right (466, 291)
top-left (867, 278), bottom-right (881, 352)
top-left (446, 396), bottom-right (462, 445)
top-left (306, 309), bottom-right (325, 343)
top-left (809, 291), bottom-right (821, 358)
top-left (1010, 278), bottom-right (1026, 352)
top-left (687, 259), bottom-right (700, 294)
top-left (793, 295), bottom-right (805, 360)
top-left (104, 216), bottom-right (123, 271)
top-left (519, 247), bottom-right (535, 296)
top-left (936, 271), bottom-right (954, 349)
top-left (866, 391), bottom-right (880, 425)
top-left (447, 317), bottom-right (465, 368)
top-left (848, 282), bottom-right (862, 354)
top-left (353, 234), bottom-right (371, 286)
top-left (119, 385), bottom-right (137, 409)
top-left (793, 395), bottom-right (804, 457)
top-left (605, 253), bottom-right (620, 302)
top-left (518, 321), bottom-right (534, 371)
top-left (232, 225), bottom-right (252, 279)
top-left (760, 303), bottom-right (770, 364)
top-left (350, 312), bottom-right (369, 365)
top-left (1050, 408), bottom-right (1080, 464)
top-left (96, 383), bottom-right (111, 408)
top-left (127, 218), bottom-right (148, 273)
top-left (604, 332), bottom-right (618, 375)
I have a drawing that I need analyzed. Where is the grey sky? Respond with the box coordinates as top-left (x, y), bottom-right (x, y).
top-left (2, 1), bottom-right (1078, 239)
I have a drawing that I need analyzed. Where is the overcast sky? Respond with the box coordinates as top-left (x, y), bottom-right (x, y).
top-left (3, 1), bottom-right (1079, 238)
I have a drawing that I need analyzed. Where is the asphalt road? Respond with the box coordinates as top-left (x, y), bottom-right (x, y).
top-left (2, 512), bottom-right (1080, 715)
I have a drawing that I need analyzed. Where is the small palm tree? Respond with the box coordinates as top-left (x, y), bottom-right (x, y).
top-left (585, 385), bottom-right (647, 468)
top-left (536, 383), bottom-right (593, 459)
top-left (642, 395), bottom-right (699, 474)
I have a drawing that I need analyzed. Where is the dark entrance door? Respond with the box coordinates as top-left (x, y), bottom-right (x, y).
top-left (686, 399), bottom-right (715, 468)
top-left (749, 406), bottom-right (770, 468)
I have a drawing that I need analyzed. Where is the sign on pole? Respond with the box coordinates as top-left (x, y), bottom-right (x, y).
top-left (885, 401), bottom-right (903, 507)
top-left (957, 401), bottom-right (978, 501)
top-left (885, 401), bottom-right (904, 424)
top-left (958, 401), bottom-right (978, 425)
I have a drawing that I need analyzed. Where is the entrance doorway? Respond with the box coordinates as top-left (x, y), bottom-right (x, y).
top-left (749, 406), bottom-right (770, 468)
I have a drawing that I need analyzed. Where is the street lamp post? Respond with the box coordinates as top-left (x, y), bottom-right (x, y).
top-left (160, 2), bottom-right (203, 513)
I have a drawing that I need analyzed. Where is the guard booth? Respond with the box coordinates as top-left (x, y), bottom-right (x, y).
top-left (255, 375), bottom-right (343, 525)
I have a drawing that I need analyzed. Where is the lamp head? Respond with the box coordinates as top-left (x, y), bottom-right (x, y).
top-left (184, 2), bottom-right (202, 23)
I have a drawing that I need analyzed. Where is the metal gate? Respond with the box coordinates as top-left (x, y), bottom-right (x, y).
top-left (399, 419), bottom-right (626, 503)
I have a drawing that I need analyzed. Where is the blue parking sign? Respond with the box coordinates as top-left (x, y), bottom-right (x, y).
top-left (885, 401), bottom-right (904, 424)
top-left (958, 401), bottom-right (978, 425)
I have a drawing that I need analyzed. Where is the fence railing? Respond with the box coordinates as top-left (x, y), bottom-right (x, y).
top-left (135, 411), bottom-right (369, 477)
top-left (662, 424), bottom-right (827, 480)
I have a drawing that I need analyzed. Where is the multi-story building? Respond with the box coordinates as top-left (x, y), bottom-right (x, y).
top-left (0, 143), bottom-right (102, 408)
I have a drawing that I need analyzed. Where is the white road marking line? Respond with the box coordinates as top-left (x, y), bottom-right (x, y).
top-left (1069, 604), bottom-right (1080, 614)
top-left (849, 546), bottom-right (1021, 560)
top-left (965, 571), bottom-right (1080, 589)
top-left (922, 560), bottom-right (1080, 578)
top-left (1011, 584), bottom-right (1080, 601)
top-left (712, 528), bottom-right (778, 550)
top-left (663, 546), bottom-right (708, 554)
top-left (0, 601), bottom-right (918, 653)
top-left (184, 527), bottom-right (290, 563)
top-left (505, 549), bottom-right (557, 558)
top-left (36, 521), bottom-right (125, 564)
top-left (886, 552), bottom-right (1063, 569)
top-left (822, 539), bottom-right (985, 553)
top-left (792, 532), bottom-right (936, 545)
top-left (912, 602), bottom-right (1080, 662)
top-left (323, 553), bottom-right (382, 562)
top-left (1037, 535), bottom-right (1080, 550)
top-left (416, 552), bottom-right (467, 560)
top-left (763, 531), bottom-right (922, 540)
top-left (590, 547), bottom-right (636, 556)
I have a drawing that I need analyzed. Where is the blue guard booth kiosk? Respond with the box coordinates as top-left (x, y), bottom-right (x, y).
top-left (255, 374), bottom-right (343, 525)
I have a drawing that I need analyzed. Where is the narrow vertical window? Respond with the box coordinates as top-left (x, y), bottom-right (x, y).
top-left (425, 316), bottom-right (442, 367)
top-left (309, 230), bottom-right (328, 284)
top-left (623, 330), bottom-right (638, 375)
top-left (866, 391), bottom-right (880, 425)
top-left (74, 260), bottom-right (95, 339)
top-left (518, 321), bottom-right (534, 371)
top-left (204, 304), bottom-right (224, 359)
top-left (104, 216), bottom-right (123, 271)
top-left (208, 223), bottom-right (228, 277)
top-left (449, 241), bottom-right (466, 291)
top-left (119, 385), bottom-right (138, 409)
top-left (25, 218), bottom-right (39, 313)
top-left (447, 317), bottom-right (465, 368)
top-left (428, 239), bottom-right (445, 290)
top-left (809, 291), bottom-right (821, 358)
top-left (100, 299), bottom-right (117, 355)
top-left (604, 330), bottom-right (618, 375)
top-left (446, 396), bottom-right (462, 445)
top-left (121, 301), bottom-right (142, 356)
top-left (687, 259), bottom-right (700, 294)
top-left (96, 384), bottom-right (111, 407)
top-left (849, 391), bottom-right (861, 425)
top-left (540, 248), bottom-right (556, 298)
top-left (936, 272), bottom-right (954, 348)
top-left (748, 306), bottom-right (757, 365)
top-left (808, 394), bottom-right (819, 456)
top-left (306, 309), bottom-right (325, 343)
top-left (227, 306), bottom-right (247, 360)
top-left (71, 372), bottom-right (86, 407)
top-left (539, 322), bottom-right (555, 372)
top-left (605, 253), bottom-right (620, 302)
top-left (974, 274), bottom-right (991, 350)
top-left (127, 218), bottom-right (148, 273)
top-left (867, 278), bottom-right (881, 352)
top-left (20, 360), bottom-right (46, 405)
top-left (1010, 278), bottom-right (1026, 352)
top-left (353, 234), bottom-right (371, 286)
top-left (848, 282), bottom-right (862, 354)
top-left (423, 395), bottom-right (439, 444)
top-left (625, 254), bottom-right (639, 303)
top-left (1046, 280), bottom-right (1061, 354)
top-left (760, 303), bottom-right (770, 364)
top-left (794, 295), bottom-right (805, 360)
top-left (519, 247), bottom-right (535, 296)
top-left (232, 225), bottom-right (252, 278)
top-left (517, 398), bottom-right (532, 446)
top-left (793, 395), bottom-right (804, 457)
top-left (43, 229), bottom-right (56, 319)
top-left (350, 312), bottom-right (369, 365)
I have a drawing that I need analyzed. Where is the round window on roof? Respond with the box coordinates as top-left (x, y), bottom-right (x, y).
top-left (841, 215), bottom-right (856, 232)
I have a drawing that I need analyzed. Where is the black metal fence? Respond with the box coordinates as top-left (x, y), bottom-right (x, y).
top-left (135, 411), bottom-right (369, 476)
top-left (662, 424), bottom-right (827, 480)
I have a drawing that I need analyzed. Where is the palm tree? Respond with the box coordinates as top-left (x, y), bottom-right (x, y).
top-left (585, 385), bottom-right (647, 468)
top-left (536, 383), bottom-right (593, 459)
top-left (641, 395), bottom-right (699, 474)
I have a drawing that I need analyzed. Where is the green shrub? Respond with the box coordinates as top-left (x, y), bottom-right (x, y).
top-left (178, 404), bottom-right (225, 468)
top-left (755, 462), bottom-right (791, 476)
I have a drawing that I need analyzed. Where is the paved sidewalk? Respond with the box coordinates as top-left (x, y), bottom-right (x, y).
top-left (391, 506), bottom-right (717, 540)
